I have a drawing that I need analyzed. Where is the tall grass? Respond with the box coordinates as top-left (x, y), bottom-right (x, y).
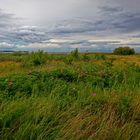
top-left (0, 53), bottom-right (140, 140)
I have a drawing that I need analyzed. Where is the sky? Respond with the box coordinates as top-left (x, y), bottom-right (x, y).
top-left (0, 0), bottom-right (140, 52)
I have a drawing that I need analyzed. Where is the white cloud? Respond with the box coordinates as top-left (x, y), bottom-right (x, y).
top-left (18, 43), bottom-right (59, 49)
top-left (0, 42), bottom-right (13, 48)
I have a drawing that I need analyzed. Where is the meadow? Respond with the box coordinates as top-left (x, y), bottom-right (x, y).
top-left (0, 51), bottom-right (140, 140)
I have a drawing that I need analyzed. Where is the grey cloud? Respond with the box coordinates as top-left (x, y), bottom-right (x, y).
top-left (111, 0), bottom-right (140, 12)
top-left (93, 6), bottom-right (140, 33)
top-left (12, 26), bottom-right (48, 44)
top-left (0, 9), bottom-right (48, 47)
top-left (131, 34), bottom-right (140, 38)
top-left (0, 1), bottom-right (140, 52)
top-left (50, 4), bottom-right (140, 36)
top-left (98, 6), bottom-right (123, 15)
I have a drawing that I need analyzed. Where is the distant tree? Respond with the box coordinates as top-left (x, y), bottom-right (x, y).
top-left (113, 47), bottom-right (135, 55)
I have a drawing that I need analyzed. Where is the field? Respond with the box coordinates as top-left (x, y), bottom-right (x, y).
top-left (0, 51), bottom-right (140, 140)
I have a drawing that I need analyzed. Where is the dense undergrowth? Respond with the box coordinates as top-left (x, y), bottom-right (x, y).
top-left (0, 51), bottom-right (140, 140)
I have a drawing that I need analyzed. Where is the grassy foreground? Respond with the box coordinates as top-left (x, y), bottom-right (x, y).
top-left (0, 52), bottom-right (140, 140)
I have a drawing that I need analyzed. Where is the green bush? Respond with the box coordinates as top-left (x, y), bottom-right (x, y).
top-left (64, 48), bottom-right (80, 64)
top-left (23, 50), bottom-right (47, 66)
top-left (82, 53), bottom-right (90, 61)
top-left (64, 54), bottom-right (74, 65)
top-left (71, 48), bottom-right (79, 59)
top-left (113, 47), bottom-right (135, 55)
top-left (51, 69), bottom-right (78, 82)
top-left (31, 50), bottom-right (47, 66)
top-left (94, 54), bottom-right (106, 60)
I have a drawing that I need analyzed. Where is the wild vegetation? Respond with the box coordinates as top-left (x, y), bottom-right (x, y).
top-left (0, 50), bottom-right (140, 140)
top-left (113, 46), bottom-right (135, 55)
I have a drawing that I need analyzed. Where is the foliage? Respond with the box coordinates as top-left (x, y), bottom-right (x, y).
top-left (113, 46), bottom-right (135, 55)
top-left (23, 50), bottom-right (47, 66)
top-left (0, 53), bottom-right (24, 62)
top-left (94, 54), bottom-right (107, 60)
top-left (82, 53), bottom-right (90, 61)
top-left (64, 54), bottom-right (74, 65)
top-left (51, 69), bottom-right (78, 82)
top-left (0, 53), bottom-right (140, 140)
top-left (64, 49), bottom-right (79, 64)
top-left (71, 48), bottom-right (79, 59)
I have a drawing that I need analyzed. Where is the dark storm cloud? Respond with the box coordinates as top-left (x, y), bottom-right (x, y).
top-left (51, 4), bottom-right (140, 36)
top-left (99, 5), bottom-right (140, 32)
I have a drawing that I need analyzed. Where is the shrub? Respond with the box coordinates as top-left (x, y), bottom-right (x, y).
top-left (23, 50), bottom-right (47, 66)
top-left (82, 53), bottom-right (90, 61)
top-left (71, 48), bottom-right (79, 59)
top-left (64, 48), bottom-right (80, 64)
top-left (51, 69), bottom-right (78, 82)
top-left (64, 54), bottom-right (74, 65)
top-left (94, 54), bottom-right (106, 60)
top-left (31, 50), bottom-right (47, 66)
top-left (113, 47), bottom-right (135, 55)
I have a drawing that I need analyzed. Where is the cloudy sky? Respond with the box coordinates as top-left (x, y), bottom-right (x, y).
top-left (0, 0), bottom-right (140, 52)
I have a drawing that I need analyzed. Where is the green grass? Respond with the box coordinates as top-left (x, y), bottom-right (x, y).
top-left (0, 52), bottom-right (140, 140)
